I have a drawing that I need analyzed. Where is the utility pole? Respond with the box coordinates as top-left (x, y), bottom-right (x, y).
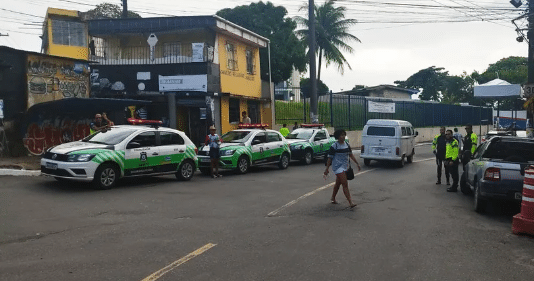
top-left (308, 0), bottom-right (318, 123)
top-left (528, 0), bottom-right (534, 126)
top-left (122, 0), bottom-right (128, 19)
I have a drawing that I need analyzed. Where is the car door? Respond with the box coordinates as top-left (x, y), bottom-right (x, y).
top-left (157, 131), bottom-right (187, 173)
top-left (251, 132), bottom-right (267, 165)
top-left (266, 132), bottom-right (284, 162)
top-left (124, 130), bottom-right (160, 176)
top-left (313, 130), bottom-right (329, 156)
top-left (467, 142), bottom-right (487, 185)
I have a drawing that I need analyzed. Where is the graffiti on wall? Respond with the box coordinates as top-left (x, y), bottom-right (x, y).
top-left (27, 55), bottom-right (90, 109)
top-left (23, 117), bottom-right (92, 155)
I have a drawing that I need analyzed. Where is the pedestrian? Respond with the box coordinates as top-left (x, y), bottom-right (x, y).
top-left (432, 126), bottom-right (449, 185)
top-left (90, 113), bottom-right (109, 134)
top-left (279, 124), bottom-right (290, 137)
top-left (242, 111), bottom-right (251, 124)
top-left (324, 129), bottom-right (361, 209)
top-left (292, 122), bottom-right (299, 131)
top-left (453, 128), bottom-right (463, 150)
top-left (445, 129), bottom-right (460, 192)
top-left (135, 106), bottom-right (148, 120)
top-left (205, 125), bottom-right (222, 178)
top-left (461, 123), bottom-right (478, 171)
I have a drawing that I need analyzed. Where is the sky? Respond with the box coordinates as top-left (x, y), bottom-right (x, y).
top-left (0, 0), bottom-right (529, 94)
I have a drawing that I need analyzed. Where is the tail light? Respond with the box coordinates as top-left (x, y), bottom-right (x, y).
top-left (194, 147), bottom-right (198, 154)
top-left (361, 145), bottom-right (364, 153)
top-left (484, 167), bottom-right (501, 181)
top-left (396, 147), bottom-right (400, 155)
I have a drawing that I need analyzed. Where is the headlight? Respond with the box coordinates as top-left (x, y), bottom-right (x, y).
top-left (67, 154), bottom-right (96, 162)
top-left (221, 149), bottom-right (235, 156)
top-left (291, 145), bottom-right (303, 150)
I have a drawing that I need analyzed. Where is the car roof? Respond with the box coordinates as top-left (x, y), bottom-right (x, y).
top-left (365, 119), bottom-right (412, 126)
top-left (229, 129), bottom-right (280, 133)
top-left (111, 125), bottom-right (186, 134)
top-left (489, 136), bottom-right (534, 143)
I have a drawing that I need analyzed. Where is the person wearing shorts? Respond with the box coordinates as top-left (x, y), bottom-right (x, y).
top-left (205, 125), bottom-right (222, 178)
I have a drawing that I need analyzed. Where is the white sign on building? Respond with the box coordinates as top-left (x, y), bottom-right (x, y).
top-left (192, 43), bottom-right (204, 62)
top-left (159, 75), bottom-right (208, 92)
top-left (368, 101), bottom-right (395, 113)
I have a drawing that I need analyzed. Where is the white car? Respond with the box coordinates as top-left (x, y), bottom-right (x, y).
top-left (41, 125), bottom-right (198, 189)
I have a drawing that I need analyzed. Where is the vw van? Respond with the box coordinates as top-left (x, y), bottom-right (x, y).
top-left (360, 119), bottom-right (417, 167)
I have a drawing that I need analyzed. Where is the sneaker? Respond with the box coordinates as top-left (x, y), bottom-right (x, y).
top-left (446, 187), bottom-right (458, 192)
top-left (446, 181), bottom-right (450, 185)
top-left (436, 180), bottom-right (441, 185)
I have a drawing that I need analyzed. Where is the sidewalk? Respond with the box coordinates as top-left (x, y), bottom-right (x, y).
top-left (0, 155), bottom-right (41, 176)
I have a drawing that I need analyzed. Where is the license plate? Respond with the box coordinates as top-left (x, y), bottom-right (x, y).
top-left (515, 192), bottom-right (522, 200)
top-left (374, 148), bottom-right (385, 153)
top-left (200, 158), bottom-right (211, 163)
top-left (46, 162), bottom-right (58, 170)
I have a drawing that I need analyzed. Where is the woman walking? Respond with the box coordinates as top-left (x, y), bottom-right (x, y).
top-left (324, 129), bottom-right (361, 209)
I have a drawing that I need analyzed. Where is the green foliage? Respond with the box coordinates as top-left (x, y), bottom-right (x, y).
top-left (352, 85), bottom-right (366, 90)
top-left (295, 0), bottom-right (360, 80)
top-left (300, 78), bottom-right (329, 98)
top-left (395, 66), bottom-right (448, 101)
top-left (84, 3), bottom-right (141, 19)
top-left (477, 56), bottom-right (527, 84)
top-left (216, 1), bottom-right (307, 84)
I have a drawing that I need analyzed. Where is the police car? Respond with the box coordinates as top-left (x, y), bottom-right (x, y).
top-left (41, 119), bottom-right (198, 189)
top-left (196, 124), bottom-right (291, 174)
top-left (286, 124), bottom-right (336, 164)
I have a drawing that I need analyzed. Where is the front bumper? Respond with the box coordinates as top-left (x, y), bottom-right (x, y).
top-left (40, 158), bottom-right (98, 182)
top-left (289, 149), bottom-right (306, 160)
top-left (196, 155), bottom-right (236, 169)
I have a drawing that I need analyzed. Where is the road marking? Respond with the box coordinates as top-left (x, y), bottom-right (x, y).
top-left (141, 243), bottom-right (216, 281)
top-left (414, 157), bottom-right (435, 163)
top-left (267, 169), bottom-right (378, 217)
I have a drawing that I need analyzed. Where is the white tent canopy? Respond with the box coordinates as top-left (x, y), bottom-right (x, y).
top-left (474, 78), bottom-right (522, 98)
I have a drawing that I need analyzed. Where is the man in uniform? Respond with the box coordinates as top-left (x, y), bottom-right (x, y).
top-left (279, 124), bottom-right (290, 137)
top-left (242, 111), bottom-right (251, 124)
top-left (461, 123), bottom-right (478, 171)
top-left (90, 113), bottom-right (109, 134)
top-left (445, 129), bottom-right (460, 192)
top-left (432, 127), bottom-right (449, 185)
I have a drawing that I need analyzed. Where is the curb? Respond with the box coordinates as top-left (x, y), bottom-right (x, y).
top-left (0, 169), bottom-right (41, 177)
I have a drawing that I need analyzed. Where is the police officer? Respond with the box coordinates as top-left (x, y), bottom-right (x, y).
top-left (461, 123), bottom-right (478, 171)
top-left (432, 126), bottom-right (449, 185)
top-left (444, 129), bottom-right (460, 192)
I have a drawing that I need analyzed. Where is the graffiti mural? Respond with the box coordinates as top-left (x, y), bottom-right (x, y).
top-left (23, 117), bottom-right (92, 155)
top-left (27, 55), bottom-right (90, 109)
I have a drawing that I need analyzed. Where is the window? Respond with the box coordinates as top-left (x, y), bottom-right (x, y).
top-left (163, 42), bottom-right (181, 57)
top-left (52, 19), bottom-right (86, 47)
top-left (267, 132), bottom-right (282, 142)
top-left (366, 126), bottom-right (395, 137)
top-left (229, 98), bottom-right (240, 123)
top-left (226, 41), bottom-right (238, 70)
top-left (130, 131), bottom-right (157, 147)
top-left (252, 132), bottom-right (266, 144)
top-left (159, 131), bottom-right (185, 145)
top-left (401, 127), bottom-right (407, 136)
top-left (246, 48), bottom-right (255, 74)
top-left (315, 131), bottom-right (327, 140)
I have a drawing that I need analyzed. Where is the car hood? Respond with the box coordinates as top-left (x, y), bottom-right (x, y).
top-left (49, 141), bottom-right (113, 154)
top-left (286, 139), bottom-right (309, 145)
top-left (200, 143), bottom-right (244, 151)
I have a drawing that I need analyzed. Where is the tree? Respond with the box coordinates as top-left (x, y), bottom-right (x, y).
top-left (83, 3), bottom-right (141, 20)
top-left (217, 2), bottom-right (307, 84)
top-left (295, 0), bottom-right (360, 80)
top-left (441, 72), bottom-right (475, 104)
top-left (395, 66), bottom-right (448, 101)
top-left (300, 78), bottom-right (329, 98)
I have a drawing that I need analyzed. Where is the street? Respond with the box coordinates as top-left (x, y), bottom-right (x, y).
top-left (1, 144), bottom-right (534, 281)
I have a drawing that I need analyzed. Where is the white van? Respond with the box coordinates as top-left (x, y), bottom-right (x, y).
top-left (360, 119), bottom-right (418, 167)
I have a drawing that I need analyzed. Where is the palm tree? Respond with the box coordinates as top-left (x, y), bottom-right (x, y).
top-left (295, 0), bottom-right (360, 80)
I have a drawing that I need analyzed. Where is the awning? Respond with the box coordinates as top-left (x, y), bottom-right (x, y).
top-left (474, 79), bottom-right (522, 98)
top-left (26, 97), bottom-right (151, 115)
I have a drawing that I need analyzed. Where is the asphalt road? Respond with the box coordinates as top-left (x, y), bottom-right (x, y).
top-left (1, 145), bottom-right (534, 281)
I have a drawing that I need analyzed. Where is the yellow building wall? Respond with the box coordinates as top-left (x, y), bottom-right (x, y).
top-left (217, 34), bottom-right (261, 98)
top-left (45, 8), bottom-right (88, 60)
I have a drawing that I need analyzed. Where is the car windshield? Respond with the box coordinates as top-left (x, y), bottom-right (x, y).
top-left (286, 129), bottom-right (314, 140)
top-left (221, 131), bottom-right (252, 143)
top-left (482, 140), bottom-right (534, 162)
top-left (82, 128), bottom-right (137, 145)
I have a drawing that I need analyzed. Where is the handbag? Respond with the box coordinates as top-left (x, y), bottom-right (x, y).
top-left (346, 165), bottom-right (355, 180)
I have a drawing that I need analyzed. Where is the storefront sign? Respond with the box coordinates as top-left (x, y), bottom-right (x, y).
top-left (368, 101), bottom-right (395, 113)
top-left (159, 75), bottom-right (207, 92)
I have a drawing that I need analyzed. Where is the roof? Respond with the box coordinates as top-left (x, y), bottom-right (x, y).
top-left (365, 119), bottom-right (413, 126)
top-left (26, 97), bottom-right (150, 115)
top-left (339, 85), bottom-right (418, 96)
top-left (0, 46), bottom-right (90, 63)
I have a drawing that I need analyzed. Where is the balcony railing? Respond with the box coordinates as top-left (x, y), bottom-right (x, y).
top-left (89, 43), bottom-right (214, 65)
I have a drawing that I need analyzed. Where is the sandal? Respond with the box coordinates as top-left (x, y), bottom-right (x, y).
top-left (216, 174), bottom-right (223, 178)
top-left (349, 204), bottom-right (357, 209)
top-left (331, 200), bottom-right (338, 204)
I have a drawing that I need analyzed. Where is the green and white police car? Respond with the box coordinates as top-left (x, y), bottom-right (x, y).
top-left (286, 124), bottom-right (336, 165)
top-left (197, 126), bottom-right (291, 174)
top-left (41, 124), bottom-right (198, 189)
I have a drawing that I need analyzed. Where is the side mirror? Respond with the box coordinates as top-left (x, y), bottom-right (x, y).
top-left (252, 139), bottom-right (262, 145)
top-left (415, 131), bottom-right (419, 136)
top-left (127, 141), bottom-right (141, 149)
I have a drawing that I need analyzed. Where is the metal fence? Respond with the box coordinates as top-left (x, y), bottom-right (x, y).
top-left (275, 93), bottom-right (493, 129)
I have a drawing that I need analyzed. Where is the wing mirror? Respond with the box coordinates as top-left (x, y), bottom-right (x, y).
top-left (415, 131), bottom-right (419, 136)
top-left (127, 142), bottom-right (141, 149)
top-left (252, 139), bottom-right (262, 145)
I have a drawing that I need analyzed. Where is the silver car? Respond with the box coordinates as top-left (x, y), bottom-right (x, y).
top-left (460, 136), bottom-right (534, 213)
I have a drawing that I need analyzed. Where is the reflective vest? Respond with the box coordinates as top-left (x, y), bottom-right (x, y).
top-left (279, 127), bottom-right (290, 137)
top-left (445, 138), bottom-right (459, 161)
top-left (463, 132), bottom-right (478, 154)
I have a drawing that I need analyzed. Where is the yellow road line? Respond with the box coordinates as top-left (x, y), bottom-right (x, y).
top-left (141, 243), bottom-right (217, 281)
top-left (267, 168), bottom-right (378, 217)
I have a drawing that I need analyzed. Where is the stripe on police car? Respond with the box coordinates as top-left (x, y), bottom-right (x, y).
top-left (522, 196), bottom-right (534, 202)
top-left (524, 184), bottom-right (534, 191)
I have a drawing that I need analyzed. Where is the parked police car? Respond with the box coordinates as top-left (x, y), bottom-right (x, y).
top-left (41, 120), bottom-right (198, 189)
top-left (286, 124), bottom-right (336, 165)
top-left (197, 124), bottom-right (291, 174)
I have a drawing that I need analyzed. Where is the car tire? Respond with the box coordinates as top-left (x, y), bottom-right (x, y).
top-left (302, 149), bottom-right (313, 165)
top-left (92, 163), bottom-right (119, 190)
top-left (236, 156), bottom-right (249, 174)
top-left (279, 153), bottom-right (290, 169)
top-left (406, 149), bottom-right (414, 163)
top-left (176, 159), bottom-right (195, 181)
top-left (398, 156), bottom-right (405, 168)
top-left (199, 168), bottom-right (211, 176)
top-left (460, 172), bottom-right (471, 195)
top-left (474, 180), bottom-right (486, 213)
top-left (364, 159), bottom-right (371, 166)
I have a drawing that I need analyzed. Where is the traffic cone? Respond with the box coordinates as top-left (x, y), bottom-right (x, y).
top-left (512, 166), bottom-right (534, 236)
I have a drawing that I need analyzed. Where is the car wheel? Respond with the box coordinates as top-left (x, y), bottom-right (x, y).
top-left (176, 160), bottom-right (195, 181)
top-left (474, 180), bottom-right (486, 213)
top-left (302, 149), bottom-right (313, 165)
top-left (279, 153), bottom-right (290, 169)
top-left (398, 156), bottom-right (405, 168)
top-left (199, 168), bottom-right (211, 176)
top-left (92, 163), bottom-right (119, 190)
top-left (364, 159), bottom-right (371, 166)
top-left (406, 149), bottom-right (414, 163)
top-left (236, 156), bottom-right (249, 174)
top-left (460, 172), bottom-right (471, 195)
